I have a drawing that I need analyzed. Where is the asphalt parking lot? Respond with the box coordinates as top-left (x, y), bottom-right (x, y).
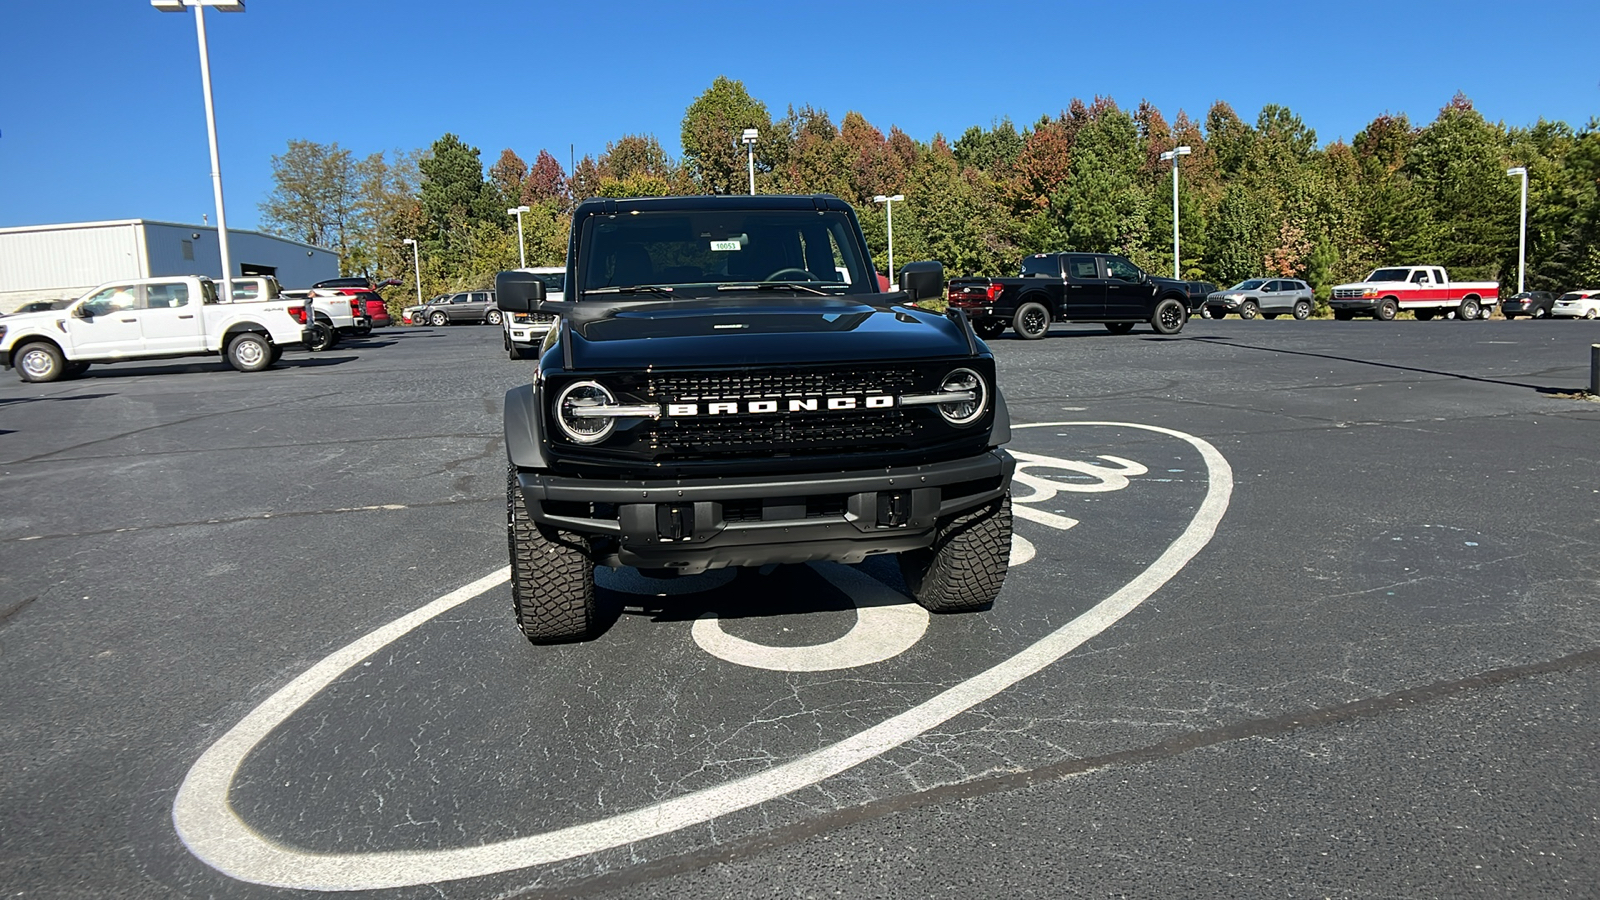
top-left (1, 318), bottom-right (1597, 899)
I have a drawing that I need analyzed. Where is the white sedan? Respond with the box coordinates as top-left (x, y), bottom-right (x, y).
top-left (1551, 290), bottom-right (1600, 319)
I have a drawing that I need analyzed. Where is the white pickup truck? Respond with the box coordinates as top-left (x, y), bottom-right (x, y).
top-left (1329, 266), bottom-right (1499, 321)
top-left (1, 275), bottom-right (312, 383)
top-left (276, 283), bottom-right (369, 350)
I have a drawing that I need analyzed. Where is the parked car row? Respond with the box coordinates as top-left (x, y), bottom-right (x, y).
top-left (1503, 290), bottom-right (1600, 319)
top-left (402, 291), bottom-right (502, 327)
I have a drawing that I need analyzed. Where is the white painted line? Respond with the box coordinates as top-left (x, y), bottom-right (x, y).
top-left (692, 564), bottom-right (929, 671)
top-left (172, 421), bottom-right (1232, 891)
top-left (1009, 533), bottom-right (1036, 567)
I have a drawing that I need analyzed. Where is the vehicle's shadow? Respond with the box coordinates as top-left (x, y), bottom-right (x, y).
top-left (342, 339), bottom-right (399, 349)
top-left (71, 356), bottom-right (358, 379)
top-left (1178, 334), bottom-right (1578, 395)
top-left (613, 557), bottom-right (910, 625)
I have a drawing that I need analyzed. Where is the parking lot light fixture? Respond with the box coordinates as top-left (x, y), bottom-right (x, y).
top-left (741, 128), bottom-right (759, 195)
top-left (508, 205), bottom-right (531, 268)
top-left (1507, 166), bottom-right (1528, 295)
top-left (402, 238), bottom-right (421, 305)
top-left (153, 0), bottom-right (245, 293)
top-left (872, 195), bottom-right (905, 289)
top-left (1159, 146), bottom-right (1192, 280)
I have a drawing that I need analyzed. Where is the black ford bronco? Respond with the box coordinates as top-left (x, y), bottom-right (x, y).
top-left (498, 194), bottom-right (1016, 643)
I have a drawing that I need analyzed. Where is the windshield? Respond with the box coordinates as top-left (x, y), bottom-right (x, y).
top-left (578, 209), bottom-right (873, 297)
top-left (1231, 280), bottom-right (1266, 290)
top-left (1367, 268), bottom-right (1411, 282)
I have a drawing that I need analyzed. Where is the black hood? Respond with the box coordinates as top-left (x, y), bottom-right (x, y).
top-left (553, 295), bottom-right (980, 371)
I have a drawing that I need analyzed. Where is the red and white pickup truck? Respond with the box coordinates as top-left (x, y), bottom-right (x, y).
top-left (1329, 266), bottom-right (1499, 321)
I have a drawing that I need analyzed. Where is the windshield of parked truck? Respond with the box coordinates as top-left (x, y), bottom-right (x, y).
top-left (1231, 280), bottom-right (1267, 290)
top-left (578, 209), bottom-right (873, 297)
top-left (1367, 268), bottom-right (1411, 282)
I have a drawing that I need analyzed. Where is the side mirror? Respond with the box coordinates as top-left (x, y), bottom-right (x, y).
top-left (494, 270), bottom-right (549, 313)
top-left (898, 261), bottom-right (944, 303)
top-left (73, 304), bottom-right (93, 319)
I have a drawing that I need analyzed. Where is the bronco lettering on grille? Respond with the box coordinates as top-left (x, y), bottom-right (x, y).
top-left (665, 395), bottom-right (896, 416)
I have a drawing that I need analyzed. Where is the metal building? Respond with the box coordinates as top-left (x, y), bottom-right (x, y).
top-left (0, 219), bottom-right (339, 312)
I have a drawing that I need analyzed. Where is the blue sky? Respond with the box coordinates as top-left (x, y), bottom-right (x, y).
top-left (1, 0), bottom-right (1595, 232)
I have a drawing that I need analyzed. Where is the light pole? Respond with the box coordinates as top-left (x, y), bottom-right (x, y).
top-left (872, 194), bottom-right (904, 288)
top-left (1159, 145), bottom-right (1192, 280)
top-left (508, 205), bottom-right (531, 268)
top-left (402, 238), bottom-right (422, 305)
top-left (153, 0), bottom-right (243, 294)
top-left (741, 128), bottom-right (759, 195)
top-left (1507, 166), bottom-right (1528, 295)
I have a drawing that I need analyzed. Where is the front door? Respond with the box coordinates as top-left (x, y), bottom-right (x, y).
top-left (65, 284), bottom-right (145, 357)
top-left (1102, 256), bottom-right (1151, 319)
top-left (1060, 255), bottom-right (1105, 319)
top-left (140, 281), bottom-right (207, 354)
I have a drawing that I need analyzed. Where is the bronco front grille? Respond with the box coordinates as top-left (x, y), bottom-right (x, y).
top-left (644, 367), bottom-right (919, 402)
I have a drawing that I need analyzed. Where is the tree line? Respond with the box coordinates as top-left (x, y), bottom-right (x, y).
top-left (259, 76), bottom-right (1600, 309)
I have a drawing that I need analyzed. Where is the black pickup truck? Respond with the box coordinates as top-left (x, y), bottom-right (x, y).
top-left (947, 252), bottom-right (1196, 338)
top-left (497, 194), bottom-right (1016, 643)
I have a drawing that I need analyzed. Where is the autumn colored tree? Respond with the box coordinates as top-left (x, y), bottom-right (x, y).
top-left (522, 150), bottom-right (569, 208)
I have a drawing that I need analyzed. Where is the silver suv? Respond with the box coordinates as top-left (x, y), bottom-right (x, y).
top-left (419, 290), bottom-right (500, 326)
top-left (1205, 279), bottom-right (1315, 320)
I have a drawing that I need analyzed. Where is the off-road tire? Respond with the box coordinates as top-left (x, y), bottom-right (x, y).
top-left (16, 342), bottom-right (65, 383)
top-left (1104, 321), bottom-right (1136, 334)
top-left (430, 310), bottom-right (449, 326)
top-left (486, 309), bottom-right (503, 326)
top-left (973, 320), bottom-right (1006, 339)
top-left (1293, 300), bottom-right (1312, 320)
top-left (508, 465), bottom-right (598, 643)
top-left (898, 493), bottom-right (1012, 613)
top-left (1013, 302), bottom-right (1050, 339)
top-left (1239, 300), bottom-right (1259, 320)
top-left (1151, 297), bottom-right (1187, 335)
top-left (226, 333), bottom-right (273, 372)
top-left (1375, 298), bottom-right (1398, 321)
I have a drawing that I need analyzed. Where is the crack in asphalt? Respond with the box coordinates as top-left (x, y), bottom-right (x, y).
top-left (499, 644), bottom-right (1600, 899)
top-left (0, 496), bottom-right (499, 543)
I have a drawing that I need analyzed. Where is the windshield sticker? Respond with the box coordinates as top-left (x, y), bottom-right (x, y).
top-left (710, 240), bottom-right (742, 252)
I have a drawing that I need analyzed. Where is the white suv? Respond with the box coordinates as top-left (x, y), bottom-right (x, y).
top-left (503, 267), bottom-right (564, 360)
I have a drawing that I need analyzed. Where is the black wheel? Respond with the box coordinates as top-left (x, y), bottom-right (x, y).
top-left (508, 465), bottom-right (598, 643)
top-left (15, 341), bottom-right (65, 383)
top-left (486, 309), bottom-right (503, 326)
top-left (1013, 302), bottom-right (1050, 339)
top-left (1104, 322), bottom-right (1136, 334)
top-left (973, 320), bottom-right (1006, 339)
top-left (430, 310), bottom-right (449, 326)
top-left (226, 333), bottom-right (273, 372)
top-left (309, 321), bottom-right (337, 351)
top-left (1333, 311), bottom-right (1353, 321)
top-left (508, 343), bottom-right (525, 360)
top-left (898, 494), bottom-right (1012, 613)
top-left (1293, 300), bottom-right (1312, 320)
top-left (1375, 298), bottom-right (1398, 321)
top-left (1262, 313), bottom-right (1279, 320)
top-left (1151, 297), bottom-right (1187, 335)
top-left (1239, 300), bottom-right (1259, 320)
top-left (1458, 298), bottom-right (1481, 321)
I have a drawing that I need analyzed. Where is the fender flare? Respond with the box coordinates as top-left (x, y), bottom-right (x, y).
top-left (504, 383), bottom-right (549, 469)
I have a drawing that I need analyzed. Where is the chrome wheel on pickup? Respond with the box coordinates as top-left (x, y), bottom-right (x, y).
top-left (16, 342), bottom-right (64, 383)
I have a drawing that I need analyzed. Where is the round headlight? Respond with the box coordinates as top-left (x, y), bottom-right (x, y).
top-left (555, 380), bottom-right (616, 444)
top-left (937, 368), bottom-right (986, 426)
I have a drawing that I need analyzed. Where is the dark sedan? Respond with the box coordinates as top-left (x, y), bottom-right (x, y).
top-left (1500, 291), bottom-right (1557, 319)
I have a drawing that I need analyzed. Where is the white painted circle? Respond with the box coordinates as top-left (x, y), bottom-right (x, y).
top-left (171, 421), bottom-right (1232, 892)
top-left (691, 564), bottom-right (929, 671)
top-left (1010, 533), bottom-right (1035, 567)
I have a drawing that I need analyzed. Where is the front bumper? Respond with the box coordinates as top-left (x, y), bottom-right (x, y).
top-left (1329, 298), bottom-right (1377, 311)
top-left (507, 322), bottom-right (555, 345)
top-left (516, 450), bottom-right (1014, 573)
